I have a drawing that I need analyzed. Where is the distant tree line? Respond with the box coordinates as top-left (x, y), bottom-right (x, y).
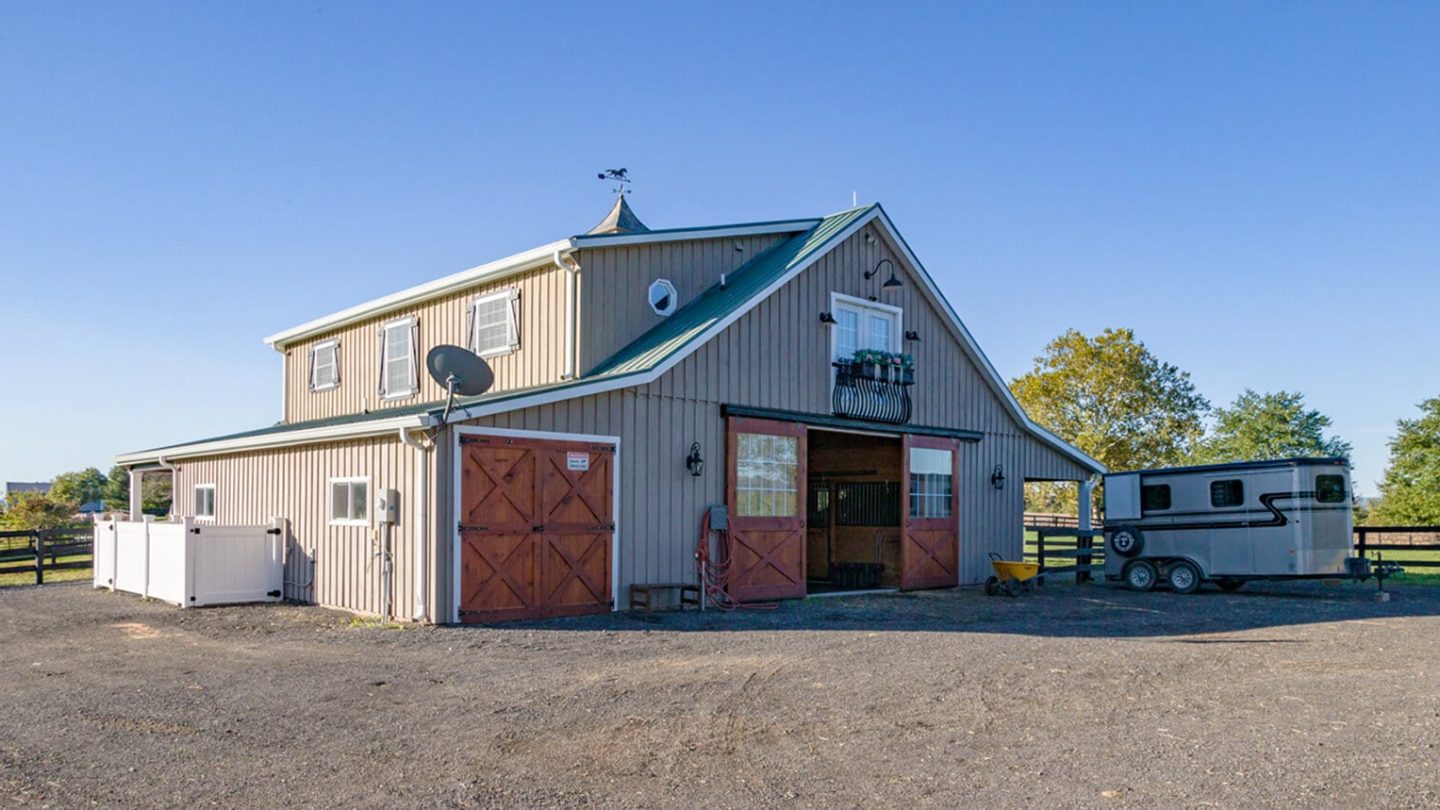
top-left (1010, 328), bottom-right (1436, 524)
top-left (0, 466), bottom-right (171, 531)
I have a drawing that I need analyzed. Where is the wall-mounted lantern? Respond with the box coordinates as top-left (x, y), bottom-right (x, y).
top-left (685, 442), bottom-right (705, 477)
top-left (990, 464), bottom-right (1006, 490)
top-left (904, 329), bottom-right (920, 342)
top-left (818, 311), bottom-right (837, 324)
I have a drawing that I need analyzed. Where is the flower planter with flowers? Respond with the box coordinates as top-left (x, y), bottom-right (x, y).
top-left (832, 350), bottom-right (915, 424)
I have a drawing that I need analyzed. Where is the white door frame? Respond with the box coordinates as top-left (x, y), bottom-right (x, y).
top-left (450, 425), bottom-right (622, 624)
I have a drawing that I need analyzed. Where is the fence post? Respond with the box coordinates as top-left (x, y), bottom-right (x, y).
top-left (271, 517), bottom-right (289, 601)
top-left (181, 516), bottom-right (196, 608)
top-left (1076, 532), bottom-right (1091, 585)
top-left (33, 531), bottom-right (44, 585)
top-left (1036, 529), bottom-right (1047, 587)
top-left (141, 515), bottom-right (154, 598)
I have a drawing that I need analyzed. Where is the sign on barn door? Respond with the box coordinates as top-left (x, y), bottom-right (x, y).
top-left (458, 434), bottom-right (614, 623)
top-left (725, 417), bottom-right (808, 602)
top-left (900, 435), bottom-right (960, 590)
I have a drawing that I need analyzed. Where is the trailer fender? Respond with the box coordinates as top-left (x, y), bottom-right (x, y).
top-left (1109, 526), bottom-right (1144, 557)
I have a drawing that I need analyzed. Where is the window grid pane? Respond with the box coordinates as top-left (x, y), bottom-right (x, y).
top-left (473, 297), bottom-right (513, 355)
top-left (735, 433), bottom-right (799, 517)
top-left (383, 324), bottom-right (413, 396)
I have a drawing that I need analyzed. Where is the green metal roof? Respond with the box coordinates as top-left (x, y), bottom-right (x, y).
top-left (588, 204), bottom-right (875, 377)
top-left (126, 205), bottom-right (877, 458)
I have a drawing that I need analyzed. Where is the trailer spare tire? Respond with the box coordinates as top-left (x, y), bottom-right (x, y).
top-left (1110, 526), bottom-right (1144, 557)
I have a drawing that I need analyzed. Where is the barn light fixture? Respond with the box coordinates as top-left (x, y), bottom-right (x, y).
top-left (904, 330), bottom-right (921, 342)
top-left (991, 464), bottom-right (1006, 490)
top-left (818, 311), bottom-right (837, 324)
top-left (685, 442), bottom-right (705, 477)
top-left (865, 258), bottom-right (903, 290)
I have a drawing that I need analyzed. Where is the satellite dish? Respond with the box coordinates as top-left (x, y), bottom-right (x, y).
top-left (426, 345), bottom-right (494, 426)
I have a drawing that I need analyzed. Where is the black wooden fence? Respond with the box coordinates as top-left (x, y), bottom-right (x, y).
top-left (0, 526), bottom-right (93, 585)
top-left (1024, 524), bottom-right (1440, 585)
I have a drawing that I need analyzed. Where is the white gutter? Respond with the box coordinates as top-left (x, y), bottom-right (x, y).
top-left (555, 249), bottom-right (580, 379)
top-left (397, 426), bottom-right (431, 622)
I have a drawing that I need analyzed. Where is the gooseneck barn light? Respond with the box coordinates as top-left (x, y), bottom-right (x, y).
top-left (865, 258), bottom-right (903, 290)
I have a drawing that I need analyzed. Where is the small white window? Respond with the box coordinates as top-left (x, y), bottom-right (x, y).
top-left (194, 484), bottom-right (216, 520)
top-left (829, 293), bottom-right (901, 362)
top-left (648, 278), bottom-right (677, 316)
top-left (309, 340), bottom-right (339, 392)
top-left (377, 318), bottom-right (418, 400)
top-left (469, 289), bottom-right (520, 358)
top-left (329, 478), bottom-right (369, 526)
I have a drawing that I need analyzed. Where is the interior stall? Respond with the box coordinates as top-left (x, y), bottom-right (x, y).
top-left (805, 430), bottom-right (904, 591)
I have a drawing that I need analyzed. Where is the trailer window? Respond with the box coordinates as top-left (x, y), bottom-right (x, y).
top-left (1210, 479), bottom-right (1244, 508)
top-left (1140, 484), bottom-right (1171, 511)
top-left (1316, 475), bottom-right (1346, 504)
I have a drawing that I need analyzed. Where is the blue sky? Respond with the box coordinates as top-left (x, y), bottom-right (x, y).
top-left (1, 1), bottom-right (1436, 495)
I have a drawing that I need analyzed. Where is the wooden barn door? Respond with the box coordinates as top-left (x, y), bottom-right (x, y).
top-left (900, 435), bottom-right (960, 590)
top-left (458, 434), bottom-right (614, 623)
top-left (726, 417), bottom-right (808, 602)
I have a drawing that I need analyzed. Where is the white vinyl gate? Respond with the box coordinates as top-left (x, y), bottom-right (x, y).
top-left (93, 516), bottom-right (285, 607)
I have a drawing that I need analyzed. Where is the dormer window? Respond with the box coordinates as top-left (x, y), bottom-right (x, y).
top-left (309, 340), bottom-right (339, 392)
top-left (469, 289), bottom-right (520, 358)
top-left (378, 317), bottom-right (418, 400)
top-left (648, 279), bottom-right (677, 317)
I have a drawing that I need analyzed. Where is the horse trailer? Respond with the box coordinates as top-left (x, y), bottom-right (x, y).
top-left (1102, 457), bottom-right (1374, 593)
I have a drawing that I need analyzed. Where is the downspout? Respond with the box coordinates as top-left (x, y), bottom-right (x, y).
top-left (555, 249), bottom-right (580, 380)
top-left (398, 426), bottom-right (431, 622)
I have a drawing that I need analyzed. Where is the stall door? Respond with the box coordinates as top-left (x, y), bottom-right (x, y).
top-left (726, 417), bottom-right (808, 602)
top-left (458, 434), bottom-right (614, 623)
top-left (900, 435), bottom-right (959, 590)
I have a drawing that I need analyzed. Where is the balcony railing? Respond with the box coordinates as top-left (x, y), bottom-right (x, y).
top-left (832, 361), bottom-right (913, 424)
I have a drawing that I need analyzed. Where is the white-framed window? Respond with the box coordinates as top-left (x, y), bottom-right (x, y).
top-left (734, 432), bottom-right (800, 517)
top-left (194, 484), bottom-right (216, 520)
top-left (309, 340), bottom-right (340, 392)
top-left (830, 292), bottom-right (902, 363)
top-left (648, 278), bottom-right (678, 317)
top-left (468, 289), bottom-right (520, 358)
top-left (329, 477), bottom-right (369, 526)
top-left (908, 448), bottom-right (953, 519)
top-left (377, 317), bottom-right (418, 400)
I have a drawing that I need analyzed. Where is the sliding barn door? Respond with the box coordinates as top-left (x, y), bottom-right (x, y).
top-left (900, 435), bottom-right (960, 590)
top-left (726, 417), bottom-right (808, 602)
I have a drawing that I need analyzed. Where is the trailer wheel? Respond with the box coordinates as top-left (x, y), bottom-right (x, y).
top-left (1123, 560), bottom-right (1157, 592)
top-left (1110, 527), bottom-right (1144, 557)
top-left (1217, 578), bottom-right (1244, 592)
top-left (1167, 560), bottom-right (1201, 594)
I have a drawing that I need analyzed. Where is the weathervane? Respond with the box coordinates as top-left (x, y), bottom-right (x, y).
top-left (597, 168), bottom-right (630, 195)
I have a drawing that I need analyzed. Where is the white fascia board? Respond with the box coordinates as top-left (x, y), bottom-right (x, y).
top-left (867, 210), bottom-right (1105, 474)
top-left (572, 219), bottom-right (819, 249)
top-left (263, 239), bottom-right (574, 350)
top-left (114, 413), bottom-right (429, 466)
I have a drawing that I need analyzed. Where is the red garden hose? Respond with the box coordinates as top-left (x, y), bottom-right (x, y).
top-left (695, 508), bottom-right (777, 611)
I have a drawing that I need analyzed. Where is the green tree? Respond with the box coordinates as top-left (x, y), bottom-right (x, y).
top-left (103, 466), bottom-right (131, 510)
top-left (1369, 398), bottom-right (1440, 525)
top-left (0, 493), bottom-right (76, 531)
top-left (98, 467), bottom-right (173, 516)
top-left (1189, 390), bottom-right (1351, 464)
top-left (49, 467), bottom-right (108, 508)
top-left (1011, 328), bottom-right (1210, 512)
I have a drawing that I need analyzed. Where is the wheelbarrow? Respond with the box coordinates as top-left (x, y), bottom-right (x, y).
top-left (985, 552), bottom-right (1040, 597)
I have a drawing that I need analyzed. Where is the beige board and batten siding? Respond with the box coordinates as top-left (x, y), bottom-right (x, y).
top-left (441, 227), bottom-right (1092, 610)
top-left (282, 265), bottom-right (572, 423)
top-left (574, 233), bottom-right (789, 375)
top-left (170, 435), bottom-right (434, 619)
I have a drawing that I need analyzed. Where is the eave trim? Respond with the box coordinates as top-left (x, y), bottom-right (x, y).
top-left (720, 405), bottom-right (983, 441)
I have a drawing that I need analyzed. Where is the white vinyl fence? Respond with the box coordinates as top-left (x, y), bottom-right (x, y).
top-left (93, 516), bottom-right (285, 607)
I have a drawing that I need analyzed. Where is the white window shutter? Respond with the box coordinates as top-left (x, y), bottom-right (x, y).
top-left (376, 329), bottom-right (387, 397)
top-left (307, 348), bottom-right (317, 392)
top-left (508, 289), bottom-right (520, 350)
top-left (410, 319), bottom-right (420, 393)
top-left (464, 301), bottom-right (477, 354)
top-left (333, 341), bottom-right (341, 386)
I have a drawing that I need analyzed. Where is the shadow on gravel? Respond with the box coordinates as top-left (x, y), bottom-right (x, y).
top-left (470, 581), bottom-right (1440, 639)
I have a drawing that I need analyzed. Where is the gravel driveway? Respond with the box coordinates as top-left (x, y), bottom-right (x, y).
top-left (2, 580), bottom-right (1438, 808)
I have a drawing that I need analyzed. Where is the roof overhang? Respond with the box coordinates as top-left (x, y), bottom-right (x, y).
top-left (115, 413), bottom-right (431, 466)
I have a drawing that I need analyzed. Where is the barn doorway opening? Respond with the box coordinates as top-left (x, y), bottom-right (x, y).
top-left (805, 429), bottom-right (904, 593)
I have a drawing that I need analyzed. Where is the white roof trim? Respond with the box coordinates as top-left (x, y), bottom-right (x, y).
top-left (263, 240), bottom-right (572, 350)
top-left (115, 413), bottom-right (428, 466)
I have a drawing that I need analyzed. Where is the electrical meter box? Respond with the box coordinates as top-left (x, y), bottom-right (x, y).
top-left (376, 489), bottom-right (400, 524)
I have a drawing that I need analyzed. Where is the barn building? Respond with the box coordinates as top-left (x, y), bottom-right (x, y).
top-left (116, 199), bottom-right (1102, 622)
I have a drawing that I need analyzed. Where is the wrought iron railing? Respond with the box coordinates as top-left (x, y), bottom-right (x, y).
top-left (831, 361), bottom-right (913, 424)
